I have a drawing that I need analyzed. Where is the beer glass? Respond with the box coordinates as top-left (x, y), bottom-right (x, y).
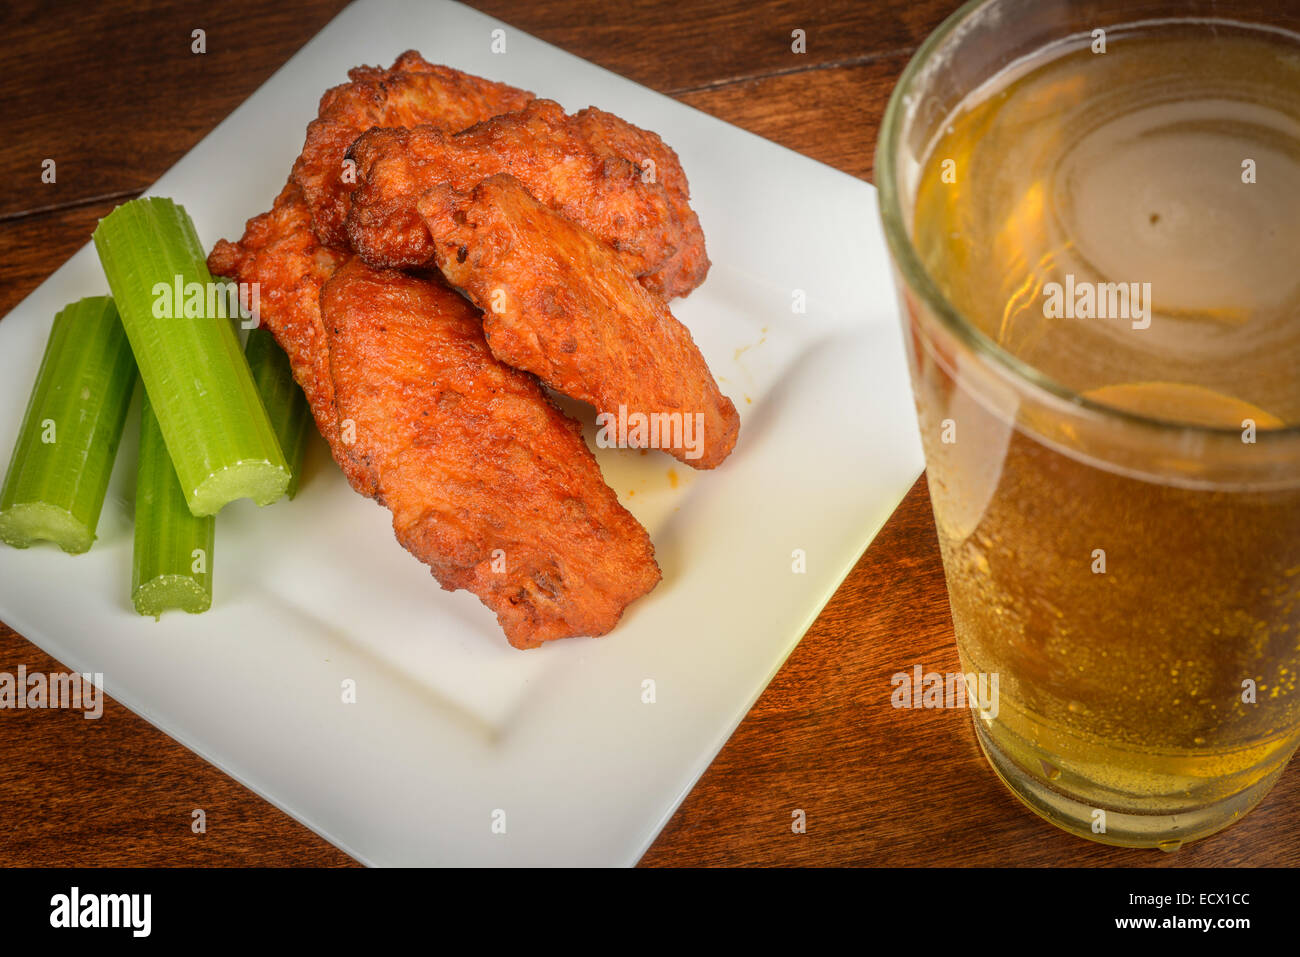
top-left (876, 0), bottom-right (1300, 848)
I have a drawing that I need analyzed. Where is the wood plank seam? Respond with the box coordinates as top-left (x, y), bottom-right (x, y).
top-left (665, 46), bottom-right (919, 96)
top-left (0, 189), bottom-right (143, 225)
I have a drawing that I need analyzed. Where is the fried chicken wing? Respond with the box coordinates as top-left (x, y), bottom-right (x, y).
top-left (210, 55), bottom-right (533, 492)
top-left (418, 174), bottom-right (739, 469)
top-left (291, 50), bottom-right (534, 246)
top-left (345, 99), bottom-right (709, 299)
top-left (205, 54), bottom-right (723, 645)
top-left (321, 259), bottom-right (661, 646)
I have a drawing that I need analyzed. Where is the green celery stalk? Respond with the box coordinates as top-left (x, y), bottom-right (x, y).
top-left (92, 197), bottom-right (288, 516)
top-left (0, 297), bottom-right (137, 553)
top-left (133, 390), bottom-right (214, 617)
top-left (245, 328), bottom-right (311, 500)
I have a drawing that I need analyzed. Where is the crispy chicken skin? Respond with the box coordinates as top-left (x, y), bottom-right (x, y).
top-left (419, 174), bottom-right (740, 469)
top-left (345, 98), bottom-right (710, 299)
top-left (206, 183), bottom-right (374, 493)
top-left (209, 54), bottom-right (531, 494)
top-left (292, 50), bottom-right (533, 246)
top-left (321, 259), bottom-right (661, 647)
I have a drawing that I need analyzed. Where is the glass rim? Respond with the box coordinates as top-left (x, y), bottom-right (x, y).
top-left (874, 0), bottom-right (1300, 443)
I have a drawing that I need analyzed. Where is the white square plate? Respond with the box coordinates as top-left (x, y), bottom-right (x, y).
top-left (0, 0), bottom-right (923, 865)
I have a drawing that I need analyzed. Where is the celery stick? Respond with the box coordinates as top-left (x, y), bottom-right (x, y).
top-left (92, 197), bottom-right (288, 516)
top-left (245, 329), bottom-right (311, 500)
top-left (133, 390), bottom-right (214, 617)
top-left (0, 297), bottom-right (136, 553)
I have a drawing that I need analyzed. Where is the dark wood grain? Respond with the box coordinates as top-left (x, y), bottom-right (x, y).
top-left (1, 0), bottom-right (1296, 868)
top-left (418, 0), bottom-right (955, 95)
top-left (0, 0), bottom-right (353, 218)
top-left (676, 54), bottom-right (912, 182)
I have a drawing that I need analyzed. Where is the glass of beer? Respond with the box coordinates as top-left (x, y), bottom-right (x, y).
top-left (876, 0), bottom-right (1300, 848)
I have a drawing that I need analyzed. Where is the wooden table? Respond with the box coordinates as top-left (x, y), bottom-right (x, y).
top-left (1, 0), bottom-right (1296, 867)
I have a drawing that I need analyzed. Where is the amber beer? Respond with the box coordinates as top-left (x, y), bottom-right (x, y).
top-left (881, 8), bottom-right (1300, 847)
